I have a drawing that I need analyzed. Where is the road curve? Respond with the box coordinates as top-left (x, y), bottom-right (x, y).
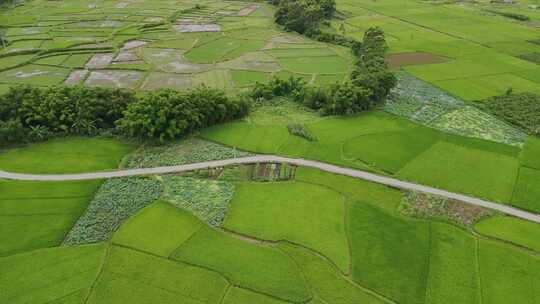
top-left (1, 155), bottom-right (539, 224)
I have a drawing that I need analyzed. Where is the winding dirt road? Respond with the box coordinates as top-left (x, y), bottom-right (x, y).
top-left (1, 155), bottom-right (539, 224)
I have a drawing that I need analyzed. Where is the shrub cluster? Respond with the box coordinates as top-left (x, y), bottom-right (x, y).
top-left (118, 87), bottom-right (249, 143)
top-left (0, 85), bottom-right (249, 146)
top-left (251, 77), bottom-right (375, 115)
top-left (250, 27), bottom-right (394, 115)
top-left (519, 52), bottom-right (540, 64)
top-left (477, 92), bottom-right (540, 135)
top-left (269, 0), bottom-right (396, 114)
top-left (350, 27), bottom-right (397, 103)
top-left (486, 9), bottom-right (530, 21)
top-left (273, 0), bottom-right (336, 34)
top-left (0, 85), bottom-right (136, 145)
top-left (287, 123), bottom-right (317, 141)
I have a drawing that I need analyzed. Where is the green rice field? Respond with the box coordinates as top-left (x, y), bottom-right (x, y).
top-left (1, 0), bottom-right (540, 303)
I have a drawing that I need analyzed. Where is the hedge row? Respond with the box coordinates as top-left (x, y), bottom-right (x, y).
top-left (0, 85), bottom-right (250, 146)
top-left (250, 27), bottom-right (395, 115)
top-left (268, 0), bottom-right (396, 114)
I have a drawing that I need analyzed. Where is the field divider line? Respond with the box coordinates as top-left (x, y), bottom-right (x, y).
top-left (1, 155), bottom-right (540, 223)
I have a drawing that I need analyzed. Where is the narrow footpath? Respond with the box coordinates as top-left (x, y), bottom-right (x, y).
top-left (1, 155), bottom-right (539, 224)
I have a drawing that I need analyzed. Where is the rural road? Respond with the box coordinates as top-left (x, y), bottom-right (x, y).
top-left (1, 155), bottom-right (539, 224)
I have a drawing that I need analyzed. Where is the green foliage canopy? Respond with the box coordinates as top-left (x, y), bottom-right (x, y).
top-left (118, 86), bottom-right (249, 142)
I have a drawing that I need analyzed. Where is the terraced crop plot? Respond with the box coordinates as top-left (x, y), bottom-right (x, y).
top-left (2, 0), bottom-right (540, 303)
top-left (0, 0), bottom-right (353, 91)
top-left (3, 148), bottom-right (539, 304)
top-left (330, 0), bottom-right (540, 100)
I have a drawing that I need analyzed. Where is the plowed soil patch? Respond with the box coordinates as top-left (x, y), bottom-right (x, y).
top-left (387, 52), bottom-right (449, 69)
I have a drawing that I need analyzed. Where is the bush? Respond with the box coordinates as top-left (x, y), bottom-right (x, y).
top-left (519, 52), bottom-right (540, 64)
top-left (351, 27), bottom-right (397, 103)
top-left (0, 84), bottom-right (250, 146)
top-left (0, 85), bottom-right (137, 142)
top-left (118, 86), bottom-right (250, 143)
top-left (269, 0), bottom-right (396, 114)
top-left (477, 92), bottom-right (540, 135)
top-left (251, 76), bottom-right (307, 101)
top-left (287, 123), bottom-right (317, 141)
top-left (273, 0), bottom-right (336, 34)
top-left (0, 119), bottom-right (26, 146)
top-left (251, 78), bottom-right (373, 115)
top-left (321, 82), bottom-right (373, 115)
top-left (486, 9), bottom-right (530, 21)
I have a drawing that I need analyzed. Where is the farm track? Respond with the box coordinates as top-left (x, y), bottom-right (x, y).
top-left (1, 155), bottom-right (540, 224)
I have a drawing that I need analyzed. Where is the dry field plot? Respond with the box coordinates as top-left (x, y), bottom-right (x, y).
top-left (386, 52), bottom-right (449, 70)
top-left (0, 0), bottom-right (354, 90)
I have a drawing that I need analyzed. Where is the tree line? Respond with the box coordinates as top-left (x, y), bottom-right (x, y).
top-left (0, 85), bottom-right (249, 146)
top-left (268, 0), bottom-right (396, 115)
top-left (250, 27), bottom-right (395, 115)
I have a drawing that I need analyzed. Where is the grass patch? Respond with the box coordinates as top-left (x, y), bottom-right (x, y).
top-left (426, 223), bottom-right (480, 303)
top-left (511, 166), bottom-right (540, 213)
top-left (313, 73), bottom-right (346, 85)
top-left (348, 201), bottom-right (430, 304)
top-left (192, 69), bottom-right (232, 89)
top-left (222, 287), bottom-right (290, 304)
top-left (520, 136), bottom-right (540, 169)
top-left (266, 48), bottom-right (336, 58)
top-left (0, 64), bottom-right (69, 85)
top-left (87, 245), bottom-right (229, 304)
top-left (0, 54), bottom-right (35, 70)
top-left (342, 126), bottom-right (440, 173)
top-left (434, 74), bottom-right (540, 101)
top-left (231, 70), bottom-right (269, 87)
top-left (397, 140), bottom-right (519, 202)
top-left (280, 243), bottom-right (387, 304)
top-left (172, 226), bottom-right (311, 302)
top-left (475, 216), bottom-right (540, 252)
top-left (478, 240), bottom-right (540, 304)
top-left (0, 243), bottom-right (107, 304)
top-left (295, 167), bottom-right (404, 213)
top-left (0, 137), bottom-right (132, 255)
top-left (278, 56), bottom-right (349, 74)
top-left (113, 200), bottom-right (203, 257)
top-left (185, 37), bottom-right (262, 63)
top-left (0, 137), bottom-right (134, 174)
top-left (224, 181), bottom-right (350, 273)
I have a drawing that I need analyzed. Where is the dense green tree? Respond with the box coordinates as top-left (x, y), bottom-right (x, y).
top-left (274, 0), bottom-right (335, 34)
top-left (118, 86), bottom-right (249, 142)
top-left (351, 27), bottom-right (396, 103)
top-left (0, 84), bottom-right (248, 146)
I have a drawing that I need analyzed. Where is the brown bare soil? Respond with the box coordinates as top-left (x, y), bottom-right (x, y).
top-left (386, 52), bottom-right (449, 69)
top-left (447, 200), bottom-right (486, 226)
